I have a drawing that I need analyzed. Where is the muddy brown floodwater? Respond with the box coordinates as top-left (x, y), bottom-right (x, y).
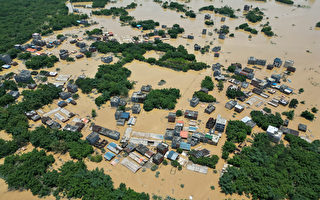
top-left (0, 0), bottom-right (320, 199)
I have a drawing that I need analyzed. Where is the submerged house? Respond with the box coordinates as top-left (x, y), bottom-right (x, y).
top-left (15, 70), bottom-right (32, 83)
top-left (131, 91), bottom-right (147, 103)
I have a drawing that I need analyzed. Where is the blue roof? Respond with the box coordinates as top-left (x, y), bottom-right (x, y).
top-left (104, 152), bottom-right (115, 161)
top-left (180, 142), bottom-right (191, 151)
top-left (120, 112), bottom-right (130, 118)
top-left (167, 150), bottom-right (179, 160)
top-left (108, 142), bottom-right (117, 148)
top-left (274, 58), bottom-right (281, 62)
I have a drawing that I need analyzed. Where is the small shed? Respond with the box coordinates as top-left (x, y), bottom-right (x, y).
top-left (104, 152), bottom-right (115, 161)
top-left (132, 104), bottom-right (141, 114)
top-left (298, 124), bottom-right (307, 132)
top-left (180, 131), bottom-right (189, 139)
top-left (168, 112), bottom-right (176, 122)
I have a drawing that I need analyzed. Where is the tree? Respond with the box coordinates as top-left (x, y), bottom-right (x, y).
top-left (219, 133), bottom-right (320, 199)
top-left (301, 110), bottom-right (315, 121)
top-left (289, 98), bottom-right (299, 108)
top-left (226, 88), bottom-right (244, 99)
top-left (222, 141), bottom-right (236, 159)
top-left (250, 110), bottom-right (283, 130)
top-left (311, 107), bottom-right (318, 113)
top-left (218, 80), bottom-right (224, 91)
top-left (176, 110), bottom-right (182, 117)
top-left (226, 120), bottom-right (251, 143)
top-left (92, 109), bottom-right (97, 118)
top-left (201, 76), bottom-right (214, 90)
top-left (143, 88), bottom-right (180, 111)
top-left (282, 110), bottom-right (294, 120)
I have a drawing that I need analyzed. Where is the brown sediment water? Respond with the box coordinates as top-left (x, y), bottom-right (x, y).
top-left (0, 0), bottom-right (320, 199)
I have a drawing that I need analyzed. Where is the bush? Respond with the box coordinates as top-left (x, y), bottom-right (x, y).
top-left (218, 80), bottom-right (224, 91)
top-left (176, 110), bottom-right (182, 117)
top-left (299, 88), bottom-right (304, 94)
top-left (275, 0), bottom-right (294, 4)
top-left (227, 65), bottom-right (236, 72)
top-left (162, 159), bottom-right (168, 165)
top-left (90, 154), bottom-right (102, 162)
top-left (301, 110), bottom-right (314, 121)
top-left (151, 165), bottom-right (159, 171)
top-left (205, 20), bottom-right (214, 25)
top-left (18, 52), bottom-right (32, 60)
top-left (56, 34), bottom-right (64, 39)
top-left (177, 148), bottom-right (183, 154)
top-left (316, 22), bottom-right (320, 28)
top-left (92, 109), bottom-right (97, 118)
top-left (311, 107), bottom-right (318, 113)
top-left (171, 160), bottom-right (180, 168)
top-left (210, 186), bottom-right (215, 190)
top-left (263, 107), bottom-right (271, 113)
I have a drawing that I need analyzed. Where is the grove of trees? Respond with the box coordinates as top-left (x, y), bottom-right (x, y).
top-left (0, 150), bottom-right (149, 199)
top-left (0, 0), bottom-right (88, 54)
top-left (250, 110), bottom-right (283, 130)
top-left (219, 133), bottom-right (320, 199)
top-left (143, 88), bottom-right (180, 111)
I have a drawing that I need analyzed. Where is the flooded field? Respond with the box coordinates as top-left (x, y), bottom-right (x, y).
top-left (1, 0), bottom-right (320, 199)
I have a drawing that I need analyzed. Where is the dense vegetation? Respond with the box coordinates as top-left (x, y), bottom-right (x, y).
top-left (261, 25), bottom-right (275, 37)
top-left (245, 8), bottom-right (263, 23)
top-left (222, 141), bottom-right (236, 159)
top-left (250, 110), bottom-right (283, 130)
top-left (199, 5), bottom-right (236, 18)
top-left (226, 88), bottom-right (245, 99)
top-left (30, 126), bottom-right (93, 159)
top-left (317, 22), bottom-right (320, 28)
top-left (201, 76), bottom-right (214, 90)
top-left (282, 110), bottom-right (294, 120)
top-left (301, 110), bottom-right (315, 121)
top-left (25, 55), bottom-right (59, 70)
top-left (238, 23), bottom-right (258, 34)
top-left (226, 120), bottom-right (252, 143)
top-left (0, 0), bottom-right (87, 54)
top-left (188, 151), bottom-right (219, 168)
top-left (167, 24), bottom-right (185, 38)
top-left (0, 84), bottom-right (61, 159)
top-left (92, 3), bottom-right (137, 23)
top-left (289, 98), bottom-right (299, 108)
top-left (162, 1), bottom-right (196, 18)
top-left (219, 133), bottom-right (320, 199)
top-left (275, 0), bottom-right (294, 5)
top-left (92, 0), bottom-right (110, 8)
top-left (130, 20), bottom-right (160, 30)
top-left (92, 40), bottom-right (208, 72)
top-left (143, 88), bottom-right (180, 111)
top-left (193, 91), bottom-right (216, 102)
top-left (0, 150), bottom-right (149, 199)
top-left (84, 40), bottom-right (208, 106)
